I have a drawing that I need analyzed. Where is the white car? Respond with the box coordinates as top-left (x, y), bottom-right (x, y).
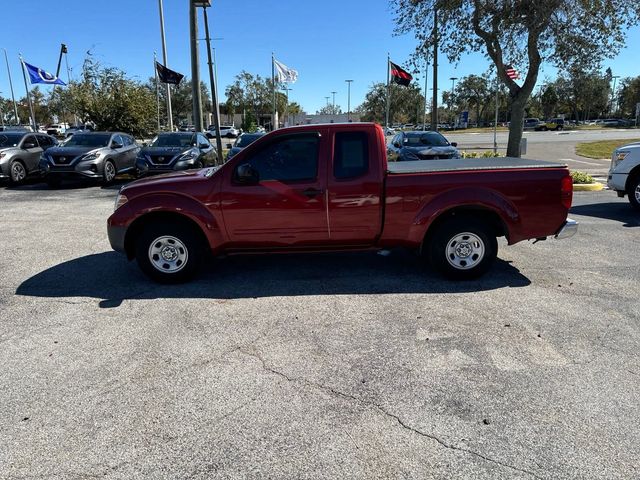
top-left (207, 125), bottom-right (239, 138)
top-left (607, 141), bottom-right (640, 210)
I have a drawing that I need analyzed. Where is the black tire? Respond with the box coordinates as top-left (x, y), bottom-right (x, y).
top-left (9, 160), bottom-right (27, 185)
top-left (45, 176), bottom-right (61, 188)
top-left (426, 216), bottom-right (498, 280)
top-left (193, 160), bottom-right (203, 170)
top-left (627, 175), bottom-right (640, 211)
top-left (556, 125), bottom-right (563, 131)
top-left (135, 221), bottom-right (204, 283)
top-left (102, 159), bottom-right (117, 185)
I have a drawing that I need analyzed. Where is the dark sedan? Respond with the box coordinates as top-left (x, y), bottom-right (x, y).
top-left (387, 131), bottom-right (460, 161)
top-left (135, 132), bottom-right (217, 177)
top-left (226, 132), bottom-right (266, 160)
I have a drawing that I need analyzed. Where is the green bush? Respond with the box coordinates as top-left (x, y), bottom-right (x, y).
top-left (461, 150), bottom-right (500, 158)
top-left (570, 170), bottom-right (595, 184)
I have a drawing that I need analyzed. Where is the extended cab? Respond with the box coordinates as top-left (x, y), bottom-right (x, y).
top-left (108, 123), bottom-right (577, 283)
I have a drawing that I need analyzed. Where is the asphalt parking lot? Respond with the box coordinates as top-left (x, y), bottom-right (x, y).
top-left (1, 180), bottom-right (638, 479)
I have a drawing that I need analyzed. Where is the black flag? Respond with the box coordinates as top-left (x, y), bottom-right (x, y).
top-left (390, 61), bottom-right (413, 86)
top-left (155, 61), bottom-right (184, 85)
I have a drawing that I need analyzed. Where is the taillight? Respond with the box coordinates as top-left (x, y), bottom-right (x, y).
top-left (561, 175), bottom-right (573, 209)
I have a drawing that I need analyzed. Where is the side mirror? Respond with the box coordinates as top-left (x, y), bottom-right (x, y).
top-left (393, 142), bottom-right (401, 148)
top-left (235, 163), bottom-right (259, 185)
top-left (23, 142), bottom-right (37, 149)
top-left (451, 142), bottom-right (458, 147)
top-left (111, 142), bottom-right (123, 149)
top-left (199, 143), bottom-right (210, 149)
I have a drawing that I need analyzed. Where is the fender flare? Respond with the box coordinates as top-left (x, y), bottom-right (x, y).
top-left (408, 187), bottom-right (520, 246)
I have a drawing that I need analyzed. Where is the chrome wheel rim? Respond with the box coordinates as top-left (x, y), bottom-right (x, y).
top-left (446, 232), bottom-right (485, 270)
top-left (148, 236), bottom-right (188, 273)
top-left (12, 163), bottom-right (26, 182)
top-left (635, 183), bottom-right (640, 203)
top-left (104, 162), bottom-right (116, 182)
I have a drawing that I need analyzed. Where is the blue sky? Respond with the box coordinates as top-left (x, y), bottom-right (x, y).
top-left (1, 0), bottom-right (639, 114)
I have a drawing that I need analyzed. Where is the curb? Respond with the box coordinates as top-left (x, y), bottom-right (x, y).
top-left (574, 183), bottom-right (604, 192)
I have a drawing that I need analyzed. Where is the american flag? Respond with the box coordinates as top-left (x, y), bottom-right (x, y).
top-left (505, 65), bottom-right (520, 80)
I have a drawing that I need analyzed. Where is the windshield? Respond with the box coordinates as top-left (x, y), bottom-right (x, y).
top-left (235, 134), bottom-right (263, 148)
top-left (64, 134), bottom-right (111, 147)
top-left (403, 132), bottom-right (449, 147)
top-left (150, 134), bottom-right (194, 148)
top-left (0, 133), bottom-right (24, 147)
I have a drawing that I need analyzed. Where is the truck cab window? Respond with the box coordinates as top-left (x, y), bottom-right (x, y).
top-left (243, 134), bottom-right (319, 182)
top-left (334, 131), bottom-right (369, 179)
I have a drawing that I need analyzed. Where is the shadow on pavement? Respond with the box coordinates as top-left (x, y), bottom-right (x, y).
top-left (4, 177), bottom-right (132, 191)
top-left (16, 250), bottom-right (531, 308)
top-left (571, 202), bottom-right (639, 227)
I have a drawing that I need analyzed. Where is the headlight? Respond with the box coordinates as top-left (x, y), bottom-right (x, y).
top-left (614, 151), bottom-right (628, 165)
top-left (402, 150), bottom-right (420, 160)
top-left (178, 151), bottom-right (197, 161)
top-left (114, 191), bottom-right (128, 211)
top-left (81, 152), bottom-right (99, 161)
top-left (0, 152), bottom-right (5, 159)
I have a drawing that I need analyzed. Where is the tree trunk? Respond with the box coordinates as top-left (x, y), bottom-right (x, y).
top-left (507, 94), bottom-right (527, 157)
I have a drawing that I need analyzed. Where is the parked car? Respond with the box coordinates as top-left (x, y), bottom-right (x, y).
top-left (46, 123), bottom-right (70, 136)
top-left (0, 132), bottom-right (57, 184)
top-left (207, 125), bottom-right (239, 138)
top-left (65, 124), bottom-right (95, 137)
top-left (523, 118), bottom-right (541, 130)
top-left (226, 132), bottom-right (266, 161)
top-left (40, 132), bottom-right (139, 187)
top-left (136, 132), bottom-right (217, 177)
top-left (179, 124), bottom-right (195, 132)
top-left (535, 118), bottom-right (565, 131)
top-left (387, 130), bottom-right (460, 161)
top-left (107, 122), bottom-right (576, 283)
top-left (607, 141), bottom-right (640, 210)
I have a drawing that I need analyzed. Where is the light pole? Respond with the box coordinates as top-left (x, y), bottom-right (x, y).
top-left (202, 5), bottom-right (223, 164)
top-left (325, 96), bottom-right (330, 107)
top-left (611, 75), bottom-right (620, 115)
top-left (190, 0), bottom-right (209, 132)
top-left (157, 0), bottom-right (174, 131)
top-left (331, 91), bottom-right (337, 114)
top-left (282, 87), bottom-right (292, 126)
top-left (0, 91), bottom-right (5, 128)
top-left (2, 48), bottom-right (19, 125)
top-left (449, 76), bottom-right (458, 126)
top-left (345, 80), bottom-right (353, 121)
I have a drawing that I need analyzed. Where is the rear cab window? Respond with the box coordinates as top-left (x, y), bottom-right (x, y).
top-left (334, 131), bottom-right (369, 179)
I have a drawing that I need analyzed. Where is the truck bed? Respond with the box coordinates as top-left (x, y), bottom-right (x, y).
top-left (387, 157), bottom-right (566, 174)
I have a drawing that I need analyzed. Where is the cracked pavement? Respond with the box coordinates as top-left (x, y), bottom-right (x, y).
top-left (0, 181), bottom-right (638, 479)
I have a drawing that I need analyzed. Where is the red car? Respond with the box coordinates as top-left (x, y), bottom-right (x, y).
top-left (108, 123), bottom-right (576, 283)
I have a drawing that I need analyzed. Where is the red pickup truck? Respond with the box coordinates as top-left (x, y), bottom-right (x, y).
top-left (108, 123), bottom-right (576, 283)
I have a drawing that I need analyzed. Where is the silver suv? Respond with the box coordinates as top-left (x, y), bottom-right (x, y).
top-left (0, 132), bottom-right (58, 185)
top-left (40, 132), bottom-right (139, 187)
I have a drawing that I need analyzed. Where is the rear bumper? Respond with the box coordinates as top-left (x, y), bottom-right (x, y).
top-left (555, 218), bottom-right (578, 240)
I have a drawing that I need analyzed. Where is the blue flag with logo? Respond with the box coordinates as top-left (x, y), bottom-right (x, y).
top-left (24, 61), bottom-right (66, 86)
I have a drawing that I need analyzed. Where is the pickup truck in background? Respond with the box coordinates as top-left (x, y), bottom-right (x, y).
top-left (608, 141), bottom-right (640, 210)
top-left (108, 123), bottom-right (577, 283)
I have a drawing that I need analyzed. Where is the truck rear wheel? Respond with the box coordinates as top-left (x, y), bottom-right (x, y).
top-left (135, 222), bottom-right (204, 283)
top-left (427, 217), bottom-right (497, 280)
top-left (627, 175), bottom-right (640, 211)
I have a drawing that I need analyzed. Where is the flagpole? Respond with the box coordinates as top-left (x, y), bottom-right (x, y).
top-left (158, 0), bottom-right (173, 131)
top-left (154, 52), bottom-right (160, 132)
top-left (63, 48), bottom-right (78, 125)
top-left (494, 72), bottom-right (499, 154)
top-left (385, 53), bottom-right (390, 132)
top-left (18, 55), bottom-right (36, 131)
top-left (272, 52), bottom-right (277, 130)
top-left (2, 48), bottom-right (19, 125)
top-left (423, 57), bottom-right (428, 131)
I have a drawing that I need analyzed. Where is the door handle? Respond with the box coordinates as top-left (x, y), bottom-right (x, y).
top-left (301, 188), bottom-right (323, 198)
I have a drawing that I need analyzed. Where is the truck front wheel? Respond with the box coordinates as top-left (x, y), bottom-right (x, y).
top-left (427, 217), bottom-right (497, 280)
top-left (135, 222), bottom-right (204, 283)
top-left (627, 175), bottom-right (640, 211)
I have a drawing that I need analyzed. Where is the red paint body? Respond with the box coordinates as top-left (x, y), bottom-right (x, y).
top-left (108, 123), bottom-right (572, 257)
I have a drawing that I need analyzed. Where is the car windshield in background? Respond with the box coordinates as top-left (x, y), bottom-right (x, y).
top-left (64, 134), bottom-right (111, 148)
top-left (403, 132), bottom-right (449, 147)
top-left (150, 134), bottom-right (193, 148)
top-left (0, 133), bottom-right (24, 147)
top-left (235, 134), bottom-right (263, 148)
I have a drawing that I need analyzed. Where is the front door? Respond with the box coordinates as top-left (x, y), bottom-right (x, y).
top-left (221, 131), bottom-right (329, 248)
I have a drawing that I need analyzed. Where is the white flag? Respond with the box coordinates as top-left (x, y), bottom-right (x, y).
top-left (274, 58), bottom-right (298, 83)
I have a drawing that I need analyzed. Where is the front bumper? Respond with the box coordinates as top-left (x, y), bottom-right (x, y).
top-left (607, 172), bottom-right (627, 192)
top-left (107, 224), bottom-right (127, 254)
top-left (555, 218), bottom-right (578, 240)
top-left (40, 160), bottom-right (103, 179)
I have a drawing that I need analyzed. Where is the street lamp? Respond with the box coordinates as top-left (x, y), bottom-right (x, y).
top-left (325, 96), bottom-right (330, 107)
top-left (449, 76), bottom-right (458, 124)
top-left (331, 91), bottom-right (337, 113)
top-left (611, 75), bottom-right (620, 114)
top-left (282, 87), bottom-right (292, 127)
top-left (345, 80), bottom-right (353, 121)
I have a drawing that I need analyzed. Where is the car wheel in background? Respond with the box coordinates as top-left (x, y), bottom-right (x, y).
top-left (627, 175), bottom-right (640, 211)
top-left (135, 221), bottom-right (204, 283)
top-left (426, 216), bottom-right (497, 280)
top-left (102, 159), bottom-right (116, 185)
top-left (9, 160), bottom-right (27, 185)
top-left (193, 161), bottom-right (203, 170)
